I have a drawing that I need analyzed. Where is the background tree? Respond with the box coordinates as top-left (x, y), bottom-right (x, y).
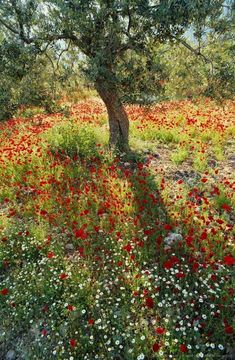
top-left (0, 0), bottom-right (234, 149)
top-left (0, 31), bottom-right (88, 119)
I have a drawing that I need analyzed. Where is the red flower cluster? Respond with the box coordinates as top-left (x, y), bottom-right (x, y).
top-left (163, 255), bottom-right (179, 269)
top-left (223, 255), bottom-right (235, 266)
top-left (59, 273), bottom-right (68, 280)
top-left (1, 288), bottom-right (9, 296)
top-left (70, 338), bottom-right (77, 347)
top-left (152, 342), bottom-right (161, 352)
top-left (145, 297), bottom-right (154, 309)
top-left (155, 326), bottom-right (165, 335)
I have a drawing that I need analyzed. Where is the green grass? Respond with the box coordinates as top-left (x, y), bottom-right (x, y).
top-left (131, 124), bottom-right (188, 144)
top-left (44, 122), bottom-right (103, 159)
top-left (193, 154), bottom-right (208, 172)
top-left (171, 148), bottom-right (189, 165)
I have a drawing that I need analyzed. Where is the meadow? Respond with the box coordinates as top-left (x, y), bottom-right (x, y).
top-left (0, 98), bottom-right (234, 360)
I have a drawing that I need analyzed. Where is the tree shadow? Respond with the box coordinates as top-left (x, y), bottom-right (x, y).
top-left (115, 150), bottom-right (172, 265)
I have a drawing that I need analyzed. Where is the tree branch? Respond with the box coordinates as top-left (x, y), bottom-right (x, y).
top-left (127, 8), bottom-right (132, 34)
top-left (0, 16), bottom-right (82, 49)
top-left (171, 35), bottom-right (215, 76)
top-left (0, 17), bottom-right (19, 35)
top-left (56, 41), bottom-right (71, 70)
top-left (10, 0), bottom-right (26, 40)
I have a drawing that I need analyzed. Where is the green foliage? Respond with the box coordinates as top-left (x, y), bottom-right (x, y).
top-left (214, 190), bottom-right (233, 210)
top-left (163, 34), bottom-right (235, 102)
top-left (171, 148), bottom-right (189, 165)
top-left (0, 33), bottom-right (87, 120)
top-left (17, 107), bottom-right (46, 119)
top-left (163, 45), bottom-right (208, 100)
top-left (132, 125), bottom-right (187, 144)
top-left (204, 39), bottom-right (235, 101)
top-left (116, 44), bottom-right (167, 104)
top-left (45, 122), bottom-right (101, 159)
top-left (0, 39), bottom-right (38, 120)
top-left (0, 44), bottom-right (55, 120)
top-left (214, 145), bottom-right (224, 161)
top-left (193, 154), bottom-right (208, 172)
top-left (1, 0), bottom-right (233, 112)
top-left (0, 84), bottom-right (16, 121)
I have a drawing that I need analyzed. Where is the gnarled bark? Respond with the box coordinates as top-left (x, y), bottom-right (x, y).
top-left (95, 80), bottom-right (130, 152)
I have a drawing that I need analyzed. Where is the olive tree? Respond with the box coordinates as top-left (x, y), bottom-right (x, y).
top-left (0, 0), bottom-right (233, 150)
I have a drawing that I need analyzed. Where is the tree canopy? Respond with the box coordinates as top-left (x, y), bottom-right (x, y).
top-left (0, 0), bottom-right (234, 149)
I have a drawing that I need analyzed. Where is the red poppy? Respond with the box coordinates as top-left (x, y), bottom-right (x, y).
top-left (225, 325), bottom-right (234, 334)
top-left (228, 288), bottom-right (234, 296)
top-left (223, 255), bottom-right (235, 266)
top-left (88, 319), bottom-right (94, 325)
top-left (145, 297), bottom-right (154, 309)
top-left (152, 342), bottom-right (161, 352)
top-left (3, 260), bottom-right (9, 268)
top-left (221, 203), bottom-right (232, 212)
top-left (163, 256), bottom-right (179, 269)
top-left (176, 272), bottom-right (185, 279)
top-left (200, 231), bottom-right (207, 240)
top-left (164, 224), bottom-right (172, 231)
top-left (1, 288), bottom-right (9, 296)
top-left (41, 329), bottom-right (47, 336)
top-left (123, 243), bottom-right (132, 253)
top-left (211, 274), bottom-right (217, 281)
top-left (74, 228), bottom-right (88, 239)
top-left (70, 338), bottom-right (77, 347)
top-left (94, 226), bottom-right (100, 233)
top-left (192, 262), bottom-right (199, 272)
top-left (59, 273), bottom-right (68, 280)
top-left (180, 344), bottom-right (188, 353)
top-left (155, 327), bottom-right (165, 335)
top-left (78, 247), bottom-right (85, 257)
top-left (156, 236), bottom-right (163, 246)
top-left (67, 304), bottom-right (74, 311)
top-left (143, 289), bottom-right (148, 296)
top-left (47, 251), bottom-right (54, 259)
top-left (186, 235), bottom-right (193, 246)
top-left (42, 304), bottom-right (49, 313)
top-left (40, 209), bottom-right (48, 216)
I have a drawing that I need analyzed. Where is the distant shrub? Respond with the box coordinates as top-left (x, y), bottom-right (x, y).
top-left (45, 122), bottom-right (101, 159)
top-left (17, 107), bottom-right (46, 119)
top-left (0, 87), bottom-right (17, 121)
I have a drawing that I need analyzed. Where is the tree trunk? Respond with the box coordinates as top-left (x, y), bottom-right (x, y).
top-left (95, 80), bottom-right (130, 152)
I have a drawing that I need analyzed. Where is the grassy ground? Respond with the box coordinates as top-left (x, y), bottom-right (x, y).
top-left (0, 98), bottom-right (234, 360)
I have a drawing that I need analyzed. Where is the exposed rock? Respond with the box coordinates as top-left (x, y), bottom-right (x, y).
top-left (228, 155), bottom-right (235, 161)
top-left (208, 159), bottom-right (217, 168)
top-left (173, 170), bottom-right (201, 183)
top-left (30, 323), bottom-right (40, 337)
top-left (65, 243), bottom-right (74, 252)
top-left (153, 153), bottom-right (160, 158)
top-left (143, 149), bottom-right (151, 154)
top-left (6, 350), bottom-right (16, 360)
top-left (164, 232), bottom-right (183, 247)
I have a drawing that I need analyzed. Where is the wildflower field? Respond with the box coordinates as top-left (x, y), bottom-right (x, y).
top-left (0, 99), bottom-right (234, 360)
